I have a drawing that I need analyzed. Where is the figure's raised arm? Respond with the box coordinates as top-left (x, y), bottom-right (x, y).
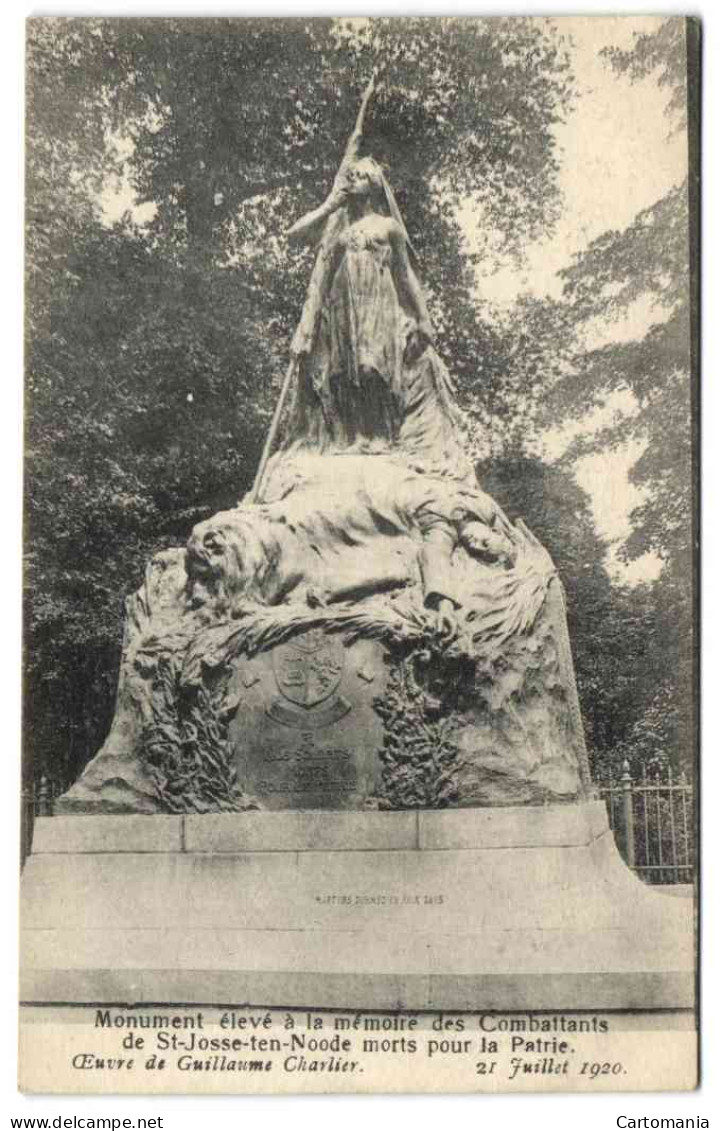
top-left (341, 70), bottom-right (376, 167)
top-left (287, 73), bottom-right (377, 246)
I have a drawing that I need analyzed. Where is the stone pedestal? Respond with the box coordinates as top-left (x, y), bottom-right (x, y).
top-left (20, 801), bottom-right (693, 1010)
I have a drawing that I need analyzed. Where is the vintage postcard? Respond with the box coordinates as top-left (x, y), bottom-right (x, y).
top-left (20, 15), bottom-right (699, 1094)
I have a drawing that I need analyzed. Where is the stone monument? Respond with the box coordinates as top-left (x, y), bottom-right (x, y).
top-left (21, 77), bottom-right (693, 1012)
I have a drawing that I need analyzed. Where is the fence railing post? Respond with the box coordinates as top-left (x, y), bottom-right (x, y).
top-left (599, 759), bottom-right (694, 884)
top-left (621, 758), bottom-right (636, 869)
top-left (37, 774), bottom-right (53, 817)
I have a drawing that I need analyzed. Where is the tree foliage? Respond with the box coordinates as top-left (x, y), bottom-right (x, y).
top-left (24, 16), bottom-right (693, 791)
top-left (465, 19), bottom-right (695, 777)
top-left (535, 18), bottom-right (695, 774)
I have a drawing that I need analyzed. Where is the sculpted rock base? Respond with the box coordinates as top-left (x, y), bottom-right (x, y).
top-left (56, 455), bottom-right (593, 816)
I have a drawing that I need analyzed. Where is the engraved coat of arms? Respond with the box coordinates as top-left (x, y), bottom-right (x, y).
top-left (268, 630), bottom-right (350, 728)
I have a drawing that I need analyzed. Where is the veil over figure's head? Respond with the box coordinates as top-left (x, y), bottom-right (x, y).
top-left (342, 156), bottom-right (416, 256)
top-left (297, 153), bottom-right (417, 267)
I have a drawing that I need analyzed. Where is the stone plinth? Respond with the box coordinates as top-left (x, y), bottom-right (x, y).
top-left (20, 801), bottom-right (694, 1011)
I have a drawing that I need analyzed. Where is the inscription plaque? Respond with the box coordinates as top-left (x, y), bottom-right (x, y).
top-left (230, 633), bottom-right (388, 809)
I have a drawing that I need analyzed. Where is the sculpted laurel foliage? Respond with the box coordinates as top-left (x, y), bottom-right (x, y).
top-left (142, 656), bottom-right (256, 813)
top-left (372, 653), bottom-right (464, 810)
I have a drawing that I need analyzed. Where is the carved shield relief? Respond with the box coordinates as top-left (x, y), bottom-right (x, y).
top-left (268, 629), bottom-right (351, 728)
top-left (273, 629), bottom-right (343, 706)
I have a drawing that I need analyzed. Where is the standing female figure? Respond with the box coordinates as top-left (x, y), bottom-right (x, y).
top-left (283, 153), bottom-right (469, 474)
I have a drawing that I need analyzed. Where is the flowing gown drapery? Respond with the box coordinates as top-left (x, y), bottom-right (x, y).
top-left (283, 222), bottom-right (472, 481)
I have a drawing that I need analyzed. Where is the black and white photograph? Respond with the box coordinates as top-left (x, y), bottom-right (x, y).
top-left (17, 13), bottom-right (698, 1096)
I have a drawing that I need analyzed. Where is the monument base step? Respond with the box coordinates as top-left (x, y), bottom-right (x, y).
top-left (20, 801), bottom-right (694, 1011)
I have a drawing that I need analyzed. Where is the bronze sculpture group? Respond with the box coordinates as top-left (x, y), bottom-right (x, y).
top-left (58, 77), bottom-right (593, 816)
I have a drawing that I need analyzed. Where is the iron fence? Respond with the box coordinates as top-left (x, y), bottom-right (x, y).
top-left (597, 760), bottom-right (695, 885)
